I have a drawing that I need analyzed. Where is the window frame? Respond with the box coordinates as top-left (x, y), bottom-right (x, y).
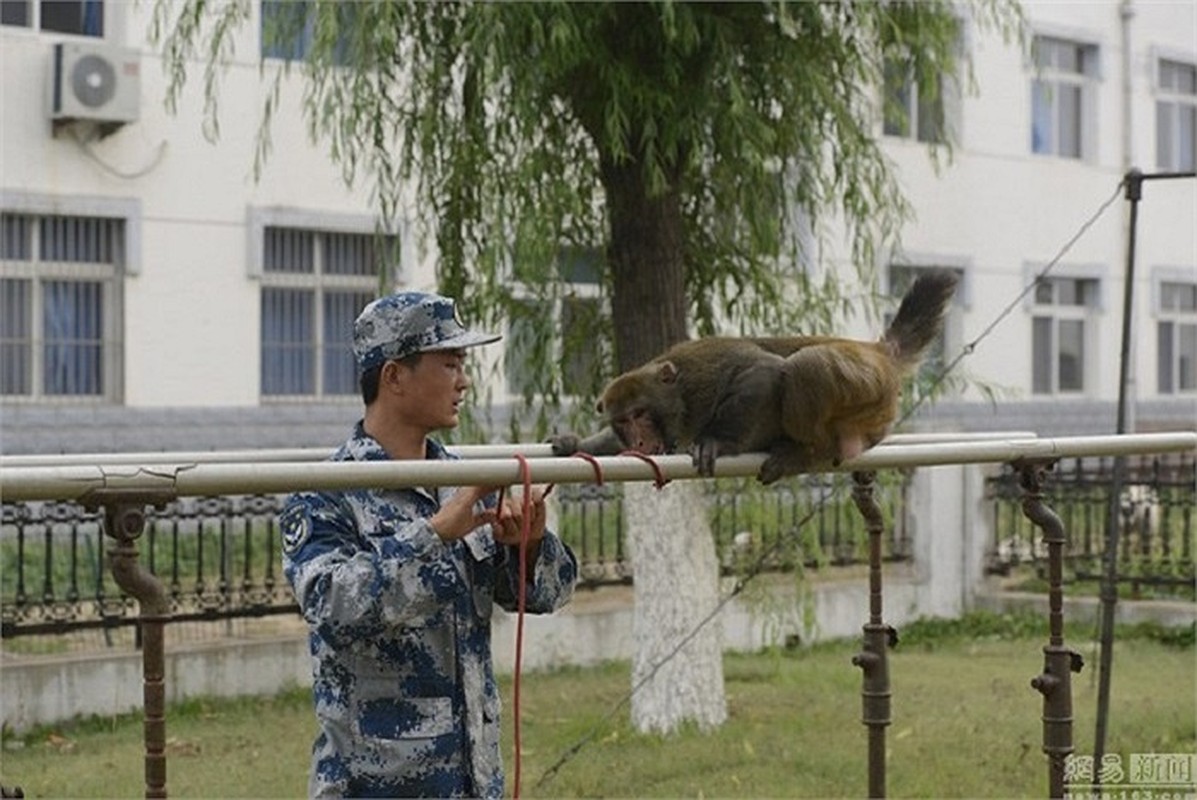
top-left (886, 260), bottom-right (969, 394)
top-left (1152, 268), bottom-right (1197, 396)
top-left (0, 192), bottom-right (138, 404)
top-left (505, 246), bottom-right (608, 401)
top-left (0, 0), bottom-right (106, 37)
top-left (1025, 267), bottom-right (1104, 397)
top-left (1153, 53), bottom-right (1197, 172)
top-left (249, 208), bottom-right (403, 402)
top-left (1029, 32), bottom-right (1101, 162)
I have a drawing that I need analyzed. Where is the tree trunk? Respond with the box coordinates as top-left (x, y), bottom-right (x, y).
top-left (601, 156), bottom-right (727, 734)
top-left (625, 481), bottom-right (727, 734)
top-left (600, 155), bottom-right (689, 368)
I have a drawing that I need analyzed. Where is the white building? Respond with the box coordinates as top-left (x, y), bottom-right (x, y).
top-left (1, 0), bottom-right (1193, 454)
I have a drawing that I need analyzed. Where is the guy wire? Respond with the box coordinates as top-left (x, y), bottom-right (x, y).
top-left (536, 174), bottom-right (1128, 789)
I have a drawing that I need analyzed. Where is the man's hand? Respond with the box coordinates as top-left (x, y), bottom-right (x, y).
top-left (429, 484), bottom-right (502, 542)
top-left (428, 484), bottom-right (551, 546)
top-left (490, 485), bottom-right (550, 548)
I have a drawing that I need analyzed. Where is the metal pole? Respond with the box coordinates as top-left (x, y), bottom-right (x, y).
top-left (1095, 168), bottom-right (1196, 775)
top-left (2, 433), bottom-right (1194, 503)
top-left (850, 471), bottom-right (894, 799)
top-left (0, 431), bottom-right (1042, 469)
top-left (84, 489), bottom-right (175, 800)
top-left (1020, 460), bottom-right (1083, 799)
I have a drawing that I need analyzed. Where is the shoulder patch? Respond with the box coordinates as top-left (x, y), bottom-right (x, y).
top-left (280, 504), bottom-right (313, 555)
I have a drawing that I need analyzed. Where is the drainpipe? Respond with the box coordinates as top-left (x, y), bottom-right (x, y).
top-left (1119, 0), bottom-right (1137, 433)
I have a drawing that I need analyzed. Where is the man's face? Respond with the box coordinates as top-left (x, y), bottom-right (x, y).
top-left (397, 349), bottom-right (471, 431)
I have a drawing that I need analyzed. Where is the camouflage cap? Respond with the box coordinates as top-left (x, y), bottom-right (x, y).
top-left (352, 291), bottom-right (501, 373)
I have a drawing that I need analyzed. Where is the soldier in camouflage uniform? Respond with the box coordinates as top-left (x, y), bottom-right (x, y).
top-left (281, 291), bottom-right (578, 798)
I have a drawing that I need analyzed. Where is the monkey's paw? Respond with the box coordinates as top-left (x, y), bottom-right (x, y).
top-left (758, 447), bottom-right (814, 485)
top-left (690, 439), bottom-right (722, 477)
top-left (548, 433), bottom-right (582, 456)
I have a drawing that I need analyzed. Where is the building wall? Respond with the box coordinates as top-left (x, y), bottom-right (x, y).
top-left (1, 1), bottom-right (1193, 454)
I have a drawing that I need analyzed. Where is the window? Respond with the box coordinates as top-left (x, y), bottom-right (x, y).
top-left (883, 58), bottom-right (946, 144)
top-left (1, 0), bottom-right (104, 36)
top-left (1157, 280), bottom-right (1196, 394)
top-left (888, 265), bottom-right (963, 385)
top-left (259, 226), bottom-right (397, 398)
top-left (506, 247), bottom-right (605, 398)
top-left (0, 212), bottom-right (123, 400)
top-left (1031, 277), bottom-right (1098, 395)
top-left (260, 0), bottom-right (352, 64)
top-left (1030, 36), bottom-right (1098, 159)
top-left (1156, 59), bottom-right (1197, 172)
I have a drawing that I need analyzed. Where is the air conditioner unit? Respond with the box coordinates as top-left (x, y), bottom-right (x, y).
top-left (49, 41), bottom-right (140, 132)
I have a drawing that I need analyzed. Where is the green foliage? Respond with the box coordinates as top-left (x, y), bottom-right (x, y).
top-left (150, 0), bottom-right (1024, 437)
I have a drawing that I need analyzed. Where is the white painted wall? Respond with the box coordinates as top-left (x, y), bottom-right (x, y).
top-left (0, 1), bottom-right (1193, 415)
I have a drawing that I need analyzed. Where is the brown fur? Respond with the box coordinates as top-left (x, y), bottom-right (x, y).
top-left (552, 270), bottom-right (959, 483)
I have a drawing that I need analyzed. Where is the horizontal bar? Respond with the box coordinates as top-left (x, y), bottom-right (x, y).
top-left (0, 432), bottom-right (1191, 503)
top-left (0, 431), bottom-right (1039, 469)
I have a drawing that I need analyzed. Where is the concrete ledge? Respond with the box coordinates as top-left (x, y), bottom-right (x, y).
top-left (3, 574), bottom-right (933, 733)
top-left (974, 589), bottom-right (1197, 628)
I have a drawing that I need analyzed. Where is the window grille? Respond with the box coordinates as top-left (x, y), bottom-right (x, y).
top-left (0, 211), bottom-right (123, 402)
top-left (259, 225), bottom-right (393, 399)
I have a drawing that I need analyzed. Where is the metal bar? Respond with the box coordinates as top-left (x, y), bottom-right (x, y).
top-left (2, 433), bottom-right (1191, 503)
top-left (1019, 460), bottom-right (1083, 800)
top-left (0, 432), bottom-right (1040, 469)
top-left (82, 489), bottom-right (175, 800)
top-left (850, 471), bottom-right (893, 799)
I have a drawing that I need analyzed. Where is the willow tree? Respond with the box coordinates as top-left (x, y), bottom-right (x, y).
top-left (155, 0), bottom-right (1020, 734)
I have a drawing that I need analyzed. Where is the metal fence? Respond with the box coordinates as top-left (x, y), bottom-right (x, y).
top-left (985, 452), bottom-right (1196, 597)
top-left (0, 472), bottom-right (911, 639)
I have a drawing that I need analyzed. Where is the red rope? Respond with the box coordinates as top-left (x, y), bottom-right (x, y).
top-left (618, 450), bottom-right (670, 489)
top-left (572, 451), bottom-right (606, 485)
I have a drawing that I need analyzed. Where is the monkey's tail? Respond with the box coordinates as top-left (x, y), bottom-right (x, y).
top-left (883, 269), bottom-right (959, 370)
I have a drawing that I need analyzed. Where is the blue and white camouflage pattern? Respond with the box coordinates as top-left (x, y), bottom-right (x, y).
top-left (353, 292), bottom-right (501, 373)
top-left (281, 422), bottom-right (578, 798)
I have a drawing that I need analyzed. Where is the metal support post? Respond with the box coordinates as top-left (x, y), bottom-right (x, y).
top-left (850, 471), bottom-right (896, 799)
top-left (1017, 460), bottom-right (1084, 800)
top-left (82, 489), bottom-right (175, 800)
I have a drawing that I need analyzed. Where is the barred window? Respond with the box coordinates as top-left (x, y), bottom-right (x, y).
top-left (0, 212), bottom-right (123, 401)
top-left (259, 226), bottom-right (395, 399)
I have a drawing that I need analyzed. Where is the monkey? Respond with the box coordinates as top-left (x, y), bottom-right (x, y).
top-left (550, 270), bottom-right (959, 484)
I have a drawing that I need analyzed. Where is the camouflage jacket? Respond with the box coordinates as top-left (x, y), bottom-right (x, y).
top-left (281, 423), bottom-right (578, 798)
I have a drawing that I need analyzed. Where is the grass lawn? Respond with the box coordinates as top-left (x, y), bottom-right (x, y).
top-left (1, 615), bottom-right (1193, 798)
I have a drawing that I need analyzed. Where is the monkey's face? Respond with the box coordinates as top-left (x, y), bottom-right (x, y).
top-left (609, 406), bottom-right (670, 454)
top-left (596, 360), bottom-right (682, 455)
